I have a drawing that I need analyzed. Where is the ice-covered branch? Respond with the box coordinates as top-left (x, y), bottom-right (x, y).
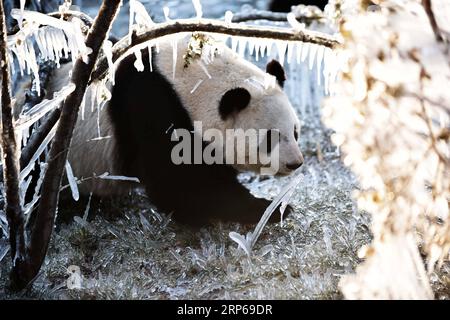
top-left (91, 18), bottom-right (341, 82)
top-left (10, 0), bottom-right (123, 290)
top-left (0, 0), bottom-right (26, 288)
top-left (231, 9), bottom-right (325, 24)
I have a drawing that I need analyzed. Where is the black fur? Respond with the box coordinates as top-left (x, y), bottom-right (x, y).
top-left (266, 60), bottom-right (287, 87)
top-left (268, 0), bottom-right (328, 12)
top-left (108, 49), bottom-right (287, 226)
top-left (219, 87), bottom-right (251, 120)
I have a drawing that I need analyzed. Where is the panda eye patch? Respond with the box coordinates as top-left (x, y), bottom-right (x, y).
top-left (219, 88), bottom-right (251, 120)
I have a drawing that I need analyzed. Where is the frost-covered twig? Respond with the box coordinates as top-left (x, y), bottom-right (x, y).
top-left (0, 0), bottom-right (26, 287)
top-left (11, 0), bottom-right (123, 290)
top-left (229, 173), bottom-right (304, 256)
top-left (231, 9), bottom-right (325, 24)
top-left (91, 18), bottom-right (340, 82)
top-left (19, 109), bottom-right (61, 169)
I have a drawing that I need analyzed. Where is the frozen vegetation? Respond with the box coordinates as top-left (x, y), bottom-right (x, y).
top-left (0, 0), bottom-right (448, 299)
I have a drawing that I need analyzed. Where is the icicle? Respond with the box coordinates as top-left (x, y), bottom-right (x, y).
top-left (83, 192), bottom-right (93, 221)
top-left (191, 79), bottom-right (203, 94)
top-left (36, 28), bottom-right (49, 60)
top-left (231, 37), bottom-right (238, 54)
top-left (237, 37), bottom-right (247, 58)
top-left (21, 128), bottom-right (29, 147)
top-left (316, 45), bottom-right (325, 86)
top-left (10, 10), bottom-right (91, 64)
top-left (255, 41), bottom-right (260, 61)
top-left (192, 0), bottom-right (203, 19)
top-left (103, 40), bottom-right (115, 85)
top-left (308, 44), bottom-right (318, 70)
top-left (323, 47), bottom-right (333, 95)
top-left (97, 101), bottom-right (101, 138)
top-left (65, 161), bottom-right (80, 201)
top-left (225, 11), bottom-right (233, 25)
top-left (16, 83), bottom-right (76, 131)
top-left (198, 60), bottom-right (212, 79)
top-left (301, 42), bottom-right (310, 62)
top-left (266, 39), bottom-right (273, 56)
top-left (25, 38), bottom-right (40, 93)
top-left (276, 41), bottom-right (287, 66)
top-left (147, 44), bottom-right (153, 72)
top-left (163, 7), bottom-right (171, 21)
top-left (19, 124), bottom-right (57, 181)
top-left (247, 39), bottom-right (255, 56)
top-left (172, 37), bottom-right (177, 79)
top-left (97, 172), bottom-right (140, 183)
top-left (133, 49), bottom-right (145, 72)
top-left (90, 81), bottom-right (99, 112)
top-left (259, 40), bottom-right (267, 58)
top-left (296, 42), bottom-right (303, 64)
top-left (287, 42), bottom-right (295, 64)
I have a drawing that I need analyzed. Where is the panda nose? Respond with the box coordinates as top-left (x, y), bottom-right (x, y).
top-left (286, 160), bottom-right (303, 170)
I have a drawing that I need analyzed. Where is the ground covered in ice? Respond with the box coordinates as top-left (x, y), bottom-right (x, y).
top-left (1, 0), bottom-right (449, 300)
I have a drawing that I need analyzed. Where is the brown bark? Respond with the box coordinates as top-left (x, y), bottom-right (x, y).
top-left (422, 0), bottom-right (443, 42)
top-left (0, 0), bottom-right (26, 288)
top-left (10, 0), bottom-right (123, 289)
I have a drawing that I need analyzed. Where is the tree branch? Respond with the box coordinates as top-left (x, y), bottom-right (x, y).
top-left (422, 0), bottom-right (443, 42)
top-left (10, 0), bottom-right (123, 289)
top-left (91, 18), bottom-right (341, 82)
top-left (231, 9), bottom-right (325, 24)
top-left (0, 0), bottom-right (26, 287)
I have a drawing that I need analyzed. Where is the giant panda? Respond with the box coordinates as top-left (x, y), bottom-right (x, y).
top-left (17, 34), bottom-right (304, 225)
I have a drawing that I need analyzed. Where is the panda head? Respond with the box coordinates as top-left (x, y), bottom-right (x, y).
top-left (157, 35), bottom-right (304, 175)
top-left (217, 59), bottom-right (303, 175)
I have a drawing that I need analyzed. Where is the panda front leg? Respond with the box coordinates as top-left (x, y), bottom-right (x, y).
top-left (145, 162), bottom-right (290, 227)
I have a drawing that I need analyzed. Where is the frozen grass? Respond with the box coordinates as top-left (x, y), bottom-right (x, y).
top-left (1, 0), bottom-right (448, 300)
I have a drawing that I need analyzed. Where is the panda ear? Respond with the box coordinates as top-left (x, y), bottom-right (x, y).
top-left (219, 88), bottom-right (251, 120)
top-left (266, 59), bottom-right (286, 87)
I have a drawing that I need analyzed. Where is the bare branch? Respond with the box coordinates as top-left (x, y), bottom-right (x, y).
top-left (91, 18), bottom-right (341, 82)
top-left (231, 9), bottom-right (325, 24)
top-left (0, 0), bottom-right (26, 287)
top-left (10, 0), bottom-right (123, 289)
top-left (422, 0), bottom-right (443, 42)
